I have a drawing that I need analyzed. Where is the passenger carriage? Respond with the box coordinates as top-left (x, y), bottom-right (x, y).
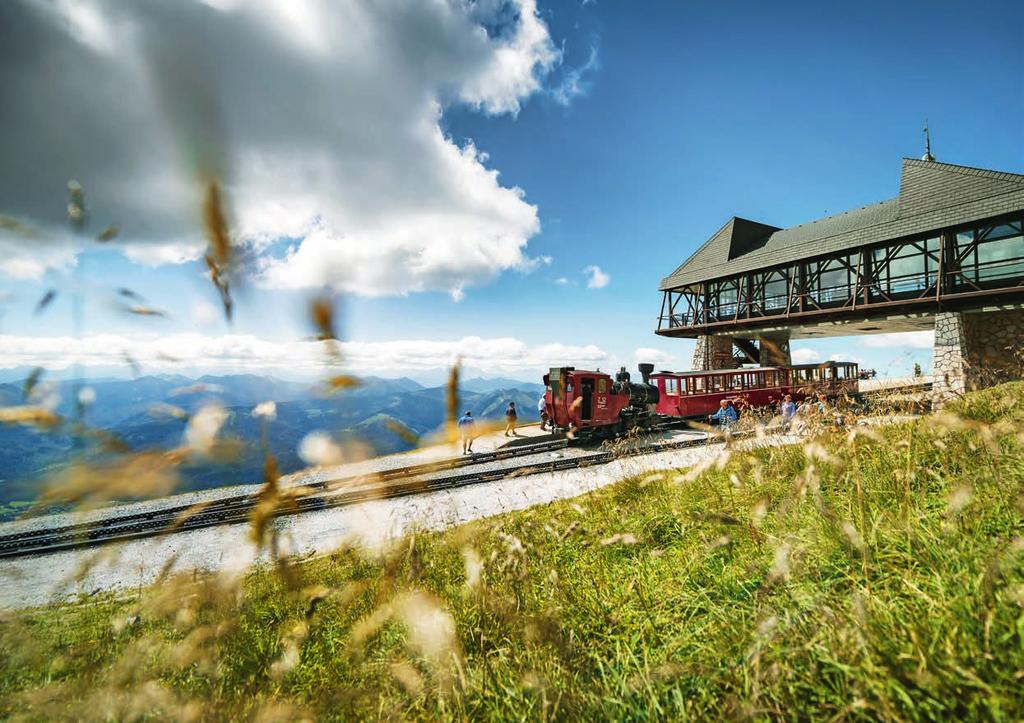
top-left (650, 361), bottom-right (859, 418)
top-left (543, 361), bottom-right (858, 439)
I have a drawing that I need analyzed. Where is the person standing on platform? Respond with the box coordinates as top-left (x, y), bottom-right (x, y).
top-left (457, 410), bottom-right (475, 454)
top-left (538, 395), bottom-right (549, 431)
top-left (780, 394), bottom-right (796, 433)
top-left (504, 401), bottom-right (518, 436)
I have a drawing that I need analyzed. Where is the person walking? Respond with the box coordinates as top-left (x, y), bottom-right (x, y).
top-left (504, 401), bottom-right (518, 436)
top-left (457, 410), bottom-right (475, 454)
top-left (537, 395), bottom-right (549, 431)
top-left (709, 399), bottom-right (738, 438)
top-left (780, 394), bottom-right (796, 433)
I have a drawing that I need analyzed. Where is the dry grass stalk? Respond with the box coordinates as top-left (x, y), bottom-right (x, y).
top-left (0, 405), bottom-right (61, 429)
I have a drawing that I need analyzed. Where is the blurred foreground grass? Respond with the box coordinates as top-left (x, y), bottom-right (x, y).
top-left (2, 384), bottom-right (1023, 721)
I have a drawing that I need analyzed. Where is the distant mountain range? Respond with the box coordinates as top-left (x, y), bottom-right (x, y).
top-left (0, 372), bottom-right (546, 518)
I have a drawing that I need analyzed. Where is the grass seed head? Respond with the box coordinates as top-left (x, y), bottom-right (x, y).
top-left (184, 403), bottom-right (228, 454)
top-left (298, 431), bottom-right (344, 467)
top-left (252, 400), bottom-right (277, 420)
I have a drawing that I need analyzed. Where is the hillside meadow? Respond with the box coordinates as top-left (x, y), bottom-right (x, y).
top-left (1, 384), bottom-right (1023, 721)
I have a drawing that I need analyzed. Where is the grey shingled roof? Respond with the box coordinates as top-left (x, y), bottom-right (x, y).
top-left (660, 158), bottom-right (1024, 290)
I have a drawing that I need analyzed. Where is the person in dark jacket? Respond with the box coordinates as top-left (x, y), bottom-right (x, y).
top-left (504, 401), bottom-right (518, 436)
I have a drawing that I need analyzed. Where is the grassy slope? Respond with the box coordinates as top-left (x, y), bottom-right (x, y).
top-left (2, 385), bottom-right (1024, 721)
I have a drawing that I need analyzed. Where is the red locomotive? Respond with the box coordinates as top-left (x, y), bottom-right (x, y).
top-left (543, 361), bottom-right (858, 439)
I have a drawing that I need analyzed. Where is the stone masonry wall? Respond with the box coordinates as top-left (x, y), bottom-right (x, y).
top-left (933, 309), bottom-right (1024, 408)
top-left (692, 335), bottom-right (740, 371)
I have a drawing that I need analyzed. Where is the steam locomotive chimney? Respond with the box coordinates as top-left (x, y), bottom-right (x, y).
top-left (638, 363), bottom-right (654, 385)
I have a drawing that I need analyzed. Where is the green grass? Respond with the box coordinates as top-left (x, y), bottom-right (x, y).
top-left (2, 384), bottom-right (1024, 721)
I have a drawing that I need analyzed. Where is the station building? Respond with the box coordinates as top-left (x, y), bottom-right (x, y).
top-left (656, 156), bottom-right (1024, 404)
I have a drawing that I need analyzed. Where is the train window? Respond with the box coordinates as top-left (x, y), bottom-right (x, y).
top-left (566, 382), bottom-right (573, 393)
top-left (666, 378), bottom-right (678, 395)
top-left (693, 377), bottom-right (705, 392)
top-left (597, 378), bottom-right (607, 393)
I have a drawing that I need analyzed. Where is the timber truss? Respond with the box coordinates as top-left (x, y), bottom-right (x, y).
top-left (658, 213), bottom-right (1024, 337)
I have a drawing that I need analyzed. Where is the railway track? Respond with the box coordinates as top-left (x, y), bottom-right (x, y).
top-left (0, 431), bottom-right (718, 560)
top-left (0, 437), bottom-right (571, 559)
top-left (0, 380), bottom-right (931, 560)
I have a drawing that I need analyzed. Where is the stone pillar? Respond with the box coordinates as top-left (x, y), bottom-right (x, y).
top-left (933, 309), bottom-right (1024, 408)
top-left (758, 333), bottom-right (792, 367)
top-left (692, 335), bottom-right (739, 371)
top-left (932, 312), bottom-right (968, 406)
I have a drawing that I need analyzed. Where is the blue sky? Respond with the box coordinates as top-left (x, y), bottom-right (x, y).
top-left (1, 0), bottom-right (1022, 383)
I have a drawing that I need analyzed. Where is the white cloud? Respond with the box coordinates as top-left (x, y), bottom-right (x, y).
top-left (633, 347), bottom-right (677, 368)
top-left (551, 45), bottom-right (599, 106)
top-left (554, 276), bottom-right (570, 285)
top-left (828, 352), bottom-right (864, 364)
top-left (0, 0), bottom-right (568, 298)
top-left (791, 348), bottom-right (821, 364)
top-left (190, 300), bottom-right (220, 327)
top-left (0, 333), bottom-right (610, 376)
top-left (861, 331), bottom-right (934, 349)
top-left (584, 265), bottom-right (610, 289)
top-left (0, 232), bottom-right (77, 281)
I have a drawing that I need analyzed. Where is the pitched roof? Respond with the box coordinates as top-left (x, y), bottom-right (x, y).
top-left (660, 158), bottom-right (1024, 290)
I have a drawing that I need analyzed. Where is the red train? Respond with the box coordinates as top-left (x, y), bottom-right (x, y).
top-left (543, 361), bottom-right (859, 439)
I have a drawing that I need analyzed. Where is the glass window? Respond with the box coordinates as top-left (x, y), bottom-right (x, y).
top-left (813, 256), bottom-right (853, 303)
top-left (977, 234), bottom-right (1024, 280)
top-left (873, 239), bottom-right (937, 295)
top-left (666, 378), bottom-right (677, 395)
top-left (694, 377), bottom-right (705, 392)
top-left (762, 271), bottom-right (788, 311)
top-left (982, 221), bottom-right (1023, 241)
top-left (597, 378), bottom-right (607, 393)
top-left (708, 279), bottom-right (741, 318)
top-left (956, 219), bottom-right (1024, 285)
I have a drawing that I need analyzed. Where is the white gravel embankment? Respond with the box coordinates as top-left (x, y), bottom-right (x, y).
top-left (0, 429), bottom-right (794, 610)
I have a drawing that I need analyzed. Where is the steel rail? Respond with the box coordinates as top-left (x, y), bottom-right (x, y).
top-left (0, 381), bottom-right (933, 560)
top-left (0, 437), bottom-right (571, 552)
top-left (0, 432), bottom-right (716, 560)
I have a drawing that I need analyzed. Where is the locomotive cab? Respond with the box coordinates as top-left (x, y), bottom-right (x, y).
top-left (545, 365), bottom-right (660, 439)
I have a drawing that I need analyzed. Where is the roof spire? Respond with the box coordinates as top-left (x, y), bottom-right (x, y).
top-left (922, 120), bottom-right (935, 162)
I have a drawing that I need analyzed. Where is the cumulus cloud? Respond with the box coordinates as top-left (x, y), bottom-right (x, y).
top-left (633, 347), bottom-right (677, 368)
top-left (861, 331), bottom-right (934, 349)
top-left (828, 352), bottom-right (864, 364)
top-left (0, 333), bottom-right (610, 376)
top-left (0, 0), bottom-right (565, 298)
top-left (584, 265), bottom-right (610, 289)
top-left (791, 348), bottom-right (821, 364)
